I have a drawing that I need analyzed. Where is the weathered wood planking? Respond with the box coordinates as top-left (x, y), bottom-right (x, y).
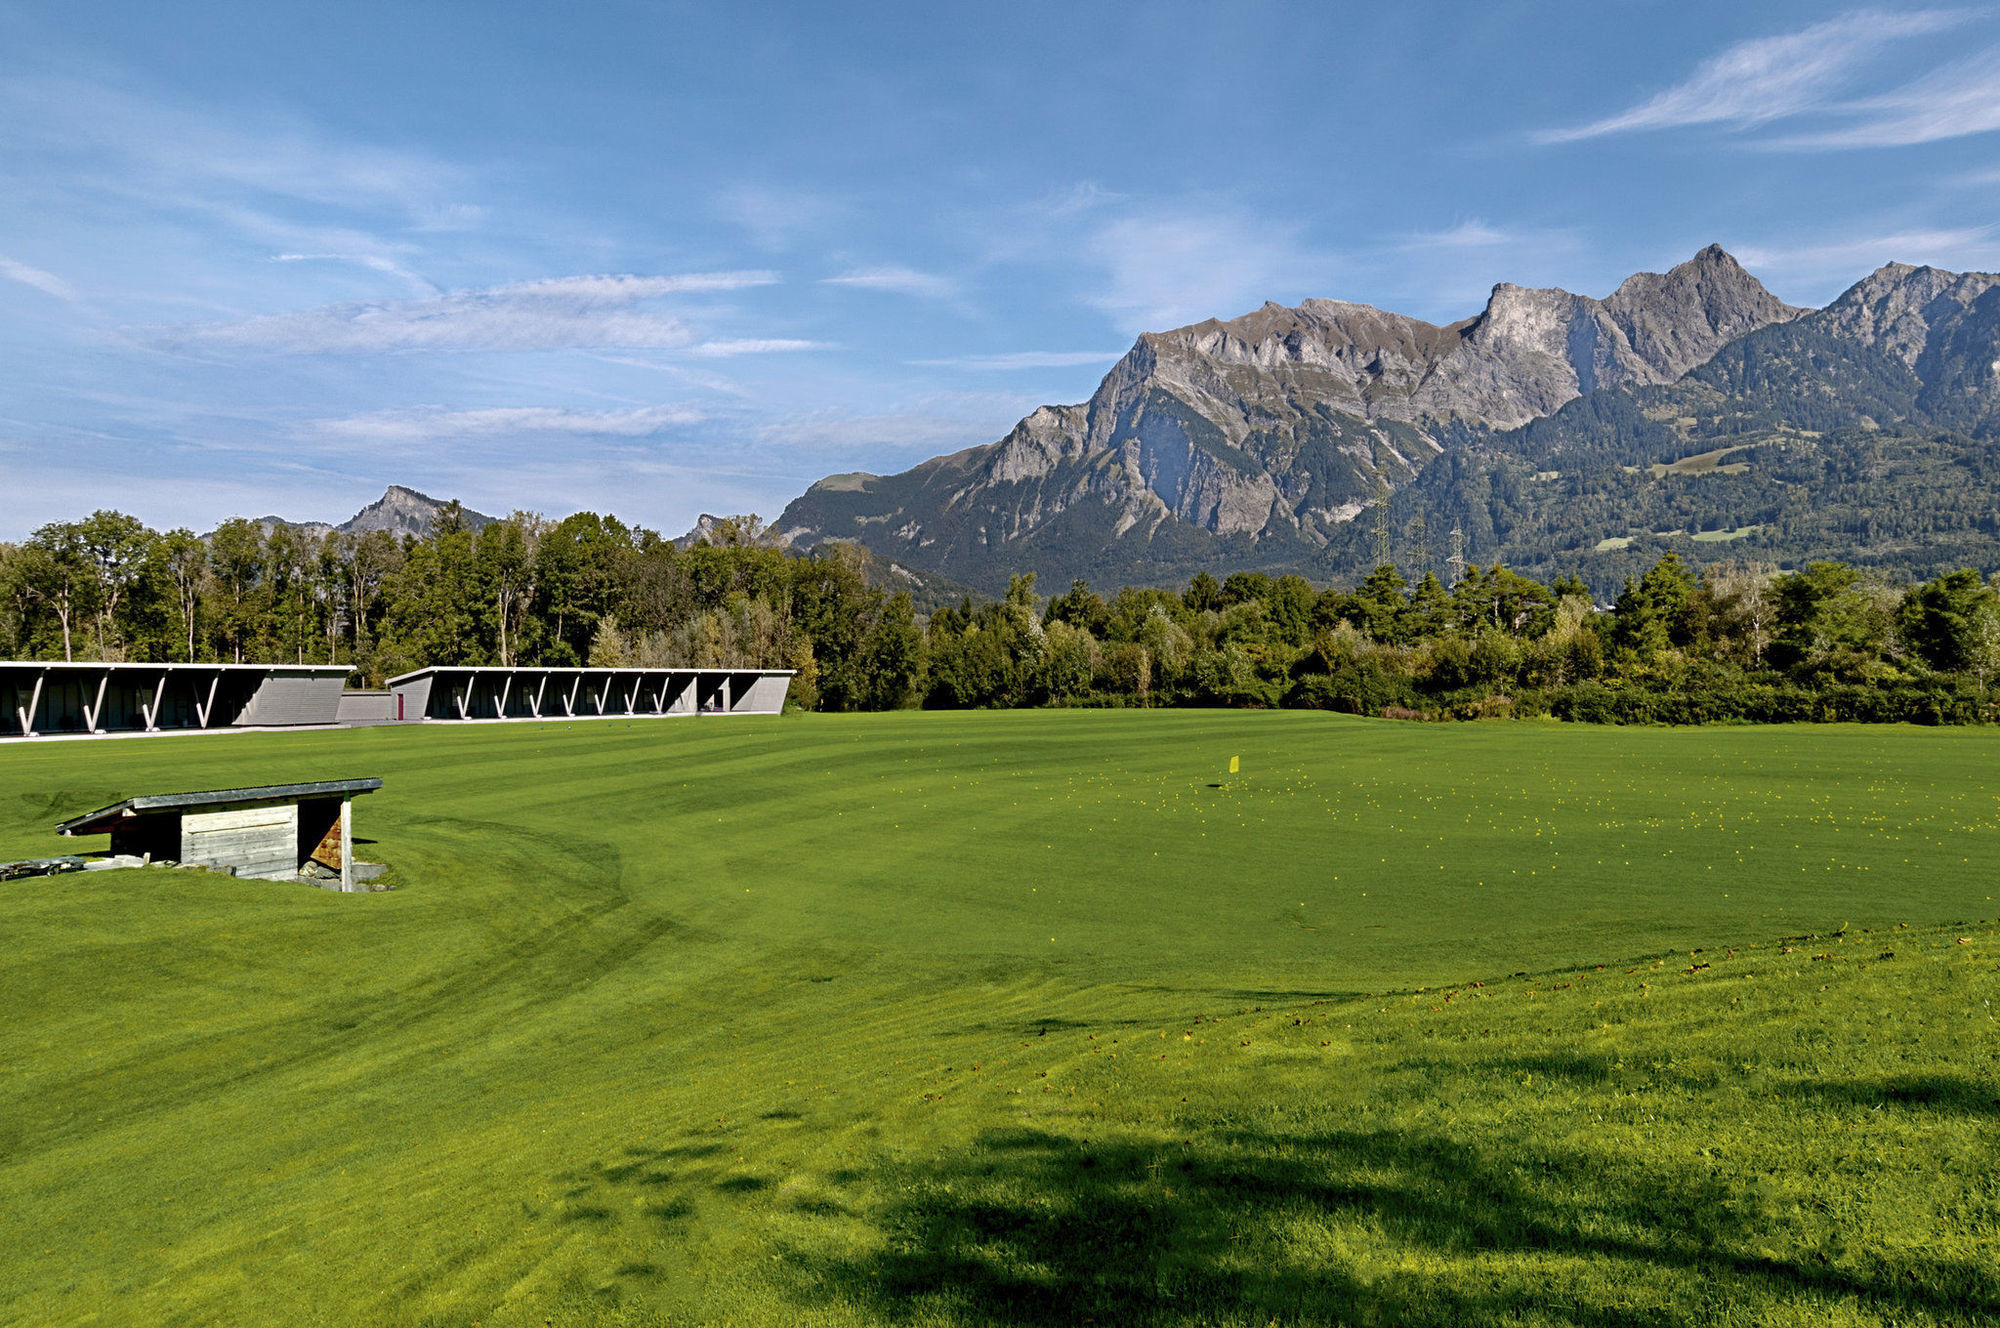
top-left (308, 814), bottom-right (344, 870)
top-left (181, 805), bottom-right (299, 880)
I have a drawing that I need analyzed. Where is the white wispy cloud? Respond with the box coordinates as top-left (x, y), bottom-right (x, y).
top-left (489, 273), bottom-right (777, 299)
top-left (274, 251), bottom-right (437, 294)
top-left (4, 70), bottom-right (471, 217)
top-left (411, 203), bottom-right (489, 233)
top-left (156, 271), bottom-right (778, 354)
top-left (913, 350), bottom-right (1126, 370)
top-left (1734, 225), bottom-right (2000, 278)
top-left (1776, 46), bottom-right (2000, 146)
top-left (1540, 9), bottom-right (1970, 143)
top-left (1039, 181), bottom-right (1117, 218)
top-left (822, 265), bottom-right (959, 299)
top-left (316, 404), bottom-right (708, 443)
top-left (1398, 221), bottom-right (1515, 250)
top-left (1086, 209), bottom-right (1336, 332)
top-left (689, 338), bottom-right (825, 357)
top-left (756, 394), bottom-right (1040, 453)
top-left (0, 255), bottom-right (74, 300)
top-left (713, 183), bottom-right (846, 250)
top-left (0, 66), bottom-right (488, 316)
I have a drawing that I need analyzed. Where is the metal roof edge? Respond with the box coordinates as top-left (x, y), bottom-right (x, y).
top-left (55, 778), bottom-right (384, 836)
top-left (385, 665), bottom-right (796, 684)
top-left (0, 661), bottom-right (355, 674)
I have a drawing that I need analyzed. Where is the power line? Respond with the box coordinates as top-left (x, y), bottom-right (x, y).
top-left (1371, 475), bottom-right (1392, 569)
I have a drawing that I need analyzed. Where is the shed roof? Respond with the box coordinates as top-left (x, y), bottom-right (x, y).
top-left (57, 779), bottom-right (382, 836)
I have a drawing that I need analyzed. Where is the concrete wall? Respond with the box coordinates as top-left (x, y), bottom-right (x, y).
top-left (234, 672), bottom-right (347, 727)
top-left (389, 674), bottom-right (433, 722)
top-left (336, 690), bottom-right (395, 725)
top-left (733, 674), bottom-right (792, 714)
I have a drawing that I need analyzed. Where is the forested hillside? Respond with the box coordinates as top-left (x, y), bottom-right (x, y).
top-left (1375, 308), bottom-right (2000, 591)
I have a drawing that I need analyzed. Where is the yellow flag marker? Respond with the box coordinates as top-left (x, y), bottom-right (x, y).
top-left (1228, 756), bottom-right (1240, 775)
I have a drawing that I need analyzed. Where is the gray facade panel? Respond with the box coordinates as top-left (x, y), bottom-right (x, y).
top-left (336, 691), bottom-right (395, 724)
top-left (233, 673), bottom-right (348, 727)
top-left (388, 675), bottom-right (433, 722)
top-left (735, 675), bottom-right (792, 714)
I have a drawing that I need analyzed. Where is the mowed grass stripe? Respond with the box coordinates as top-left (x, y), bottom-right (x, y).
top-left (1, 711), bottom-right (1995, 1326)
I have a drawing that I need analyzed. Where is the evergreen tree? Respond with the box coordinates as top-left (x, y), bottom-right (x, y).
top-left (1900, 569), bottom-right (1999, 673)
top-left (1351, 565), bottom-right (1409, 643)
top-left (858, 592), bottom-right (923, 709)
top-left (1183, 571), bottom-right (1223, 613)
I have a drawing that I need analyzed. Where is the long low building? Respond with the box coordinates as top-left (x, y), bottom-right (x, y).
top-left (384, 665), bottom-right (793, 722)
top-left (2, 662), bottom-right (352, 738)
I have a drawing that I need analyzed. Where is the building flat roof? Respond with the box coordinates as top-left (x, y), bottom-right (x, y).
top-left (386, 665), bottom-right (794, 684)
top-left (57, 779), bottom-right (383, 836)
top-left (0, 662), bottom-right (353, 674)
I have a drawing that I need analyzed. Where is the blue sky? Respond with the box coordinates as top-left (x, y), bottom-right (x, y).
top-left (3, 1), bottom-right (2000, 538)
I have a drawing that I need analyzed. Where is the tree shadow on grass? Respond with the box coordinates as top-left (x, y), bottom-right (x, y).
top-left (1783, 1072), bottom-right (2000, 1118)
top-left (785, 1122), bottom-right (1999, 1327)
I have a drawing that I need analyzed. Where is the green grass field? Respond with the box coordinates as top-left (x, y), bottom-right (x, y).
top-left (2, 710), bottom-right (1996, 1327)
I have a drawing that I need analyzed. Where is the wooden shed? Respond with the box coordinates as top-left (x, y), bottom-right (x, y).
top-left (55, 779), bottom-right (382, 891)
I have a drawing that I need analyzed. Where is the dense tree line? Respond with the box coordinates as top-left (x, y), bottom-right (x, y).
top-left (918, 557), bottom-right (2000, 724)
top-left (0, 510), bottom-right (907, 711)
top-left (4, 507), bottom-right (1998, 723)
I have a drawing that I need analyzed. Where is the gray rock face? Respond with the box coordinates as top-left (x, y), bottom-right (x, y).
top-left (674, 513), bottom-right (786, 548)
top-left (776, 248), bottom-right (1800, 589)
top-left (1801, 262), bottom-right (2000, 434)
top-left (1811, 262), bottom-right (2000, 368)
top-left (1408, 245), bottom-right (1804, 427)
top-left (1072, 243), bottom-right (1800, 440)
top-left (341, 485), bottom-right (494, 539)
top-left (248, 485), bottom-right (494, 543)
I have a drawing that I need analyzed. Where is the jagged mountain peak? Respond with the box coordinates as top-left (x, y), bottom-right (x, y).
top-left (340, 485), bottom-right (494, 538)
top-left (1815, 261), bottom-right (2000, 368)
top-left (1827, 259), bottom-right (1998, 307)
top-left (1603, 244), bottom-right (1783, 310)
top-left (1109, 247), bottom-right (1799, 432)
top-left (241, 485), bottom-right (494, 543)
top-left (773, 248), bottom-right (1811, 591)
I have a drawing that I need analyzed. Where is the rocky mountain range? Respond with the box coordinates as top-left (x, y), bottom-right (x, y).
top-left (772, 247), bottom-right (2000, 594)
top-left (254, 485), bottom-right (495, 542)
top-left (245, 251), bottom-right (2000, 599)
top-left (1385, 258), bottom-right (2000, 591)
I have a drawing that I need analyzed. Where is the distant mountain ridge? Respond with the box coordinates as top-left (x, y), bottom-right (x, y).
top-left (239, 253), bottom-right (2000, 597)
top-left (1382, 258), bottom-right (2000, 589)
top-left (773, 247), bottom-right (1812, 591)
top-left (251, 485), bottom-right (495, 542)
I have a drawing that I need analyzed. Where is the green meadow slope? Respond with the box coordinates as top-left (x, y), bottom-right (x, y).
top-left (0, 712), bottom-right (1995, 1326)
